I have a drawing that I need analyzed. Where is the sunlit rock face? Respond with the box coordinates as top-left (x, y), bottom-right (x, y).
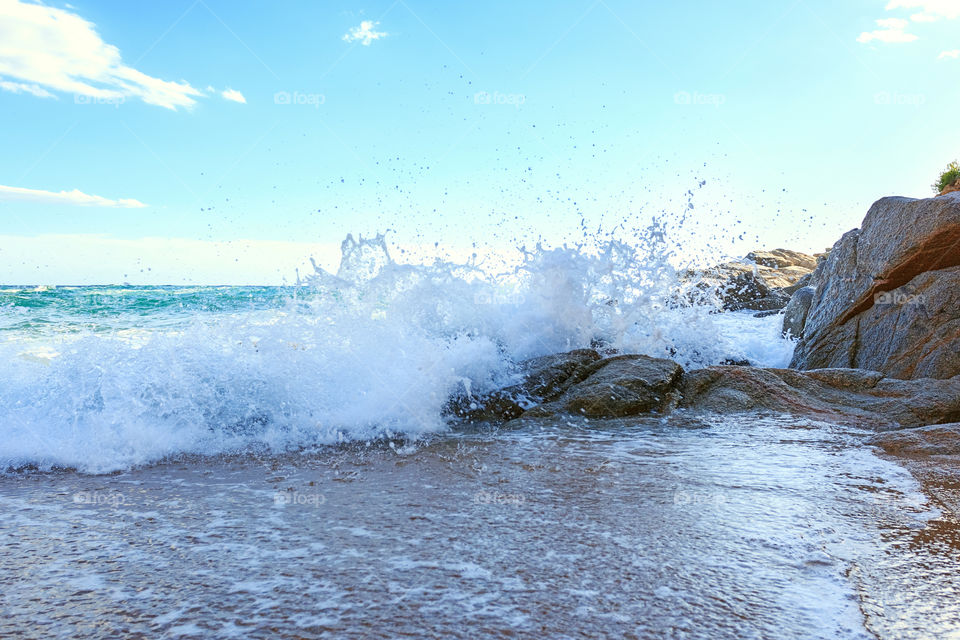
top-left (683, 248), bottom-right (817, 312)
top-left (790, 193), bottom-right (960, 380)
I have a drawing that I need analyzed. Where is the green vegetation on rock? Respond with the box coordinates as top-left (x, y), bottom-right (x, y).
top-left (934, 160), bottom-right (960, 194)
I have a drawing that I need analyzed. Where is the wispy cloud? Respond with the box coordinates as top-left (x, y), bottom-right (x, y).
top-left (857, 18), bottom-right (918, 43)
top-left (939, 49), bottom-right (960, 59)
top-left (0, 0), bottom-right (206, 109)
top-left (860, 1), bottom-right (960, 44)
top-left (886, 0), bottom-right (960, 21)
top-left (221, 88), bottom-right (247, 104)
top-left (0, 80), bottom-right (55, 98)
top-left (0, 185), bottom-right (147, 208)
top-left (342, 20), bottom-right (388, 46)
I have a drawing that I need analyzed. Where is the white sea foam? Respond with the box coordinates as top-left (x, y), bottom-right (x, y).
top-left (0, 230), bottom-right (796, 473)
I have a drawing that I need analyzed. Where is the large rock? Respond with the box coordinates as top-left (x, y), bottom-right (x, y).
top-left (677, 366), bottom-right (960, 430)
top-left (791, 194), bottom-right (960, 379)
top-left (867, 423), bottom-right (960, 456)
top-left (523, 355), bottom-right (684, 418)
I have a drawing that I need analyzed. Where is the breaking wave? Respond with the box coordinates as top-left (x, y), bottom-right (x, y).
top-left (0, 225), bottom-right (794, 472)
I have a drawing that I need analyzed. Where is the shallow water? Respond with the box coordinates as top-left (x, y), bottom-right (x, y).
top-left (2, 415), bottom-right (958, 639)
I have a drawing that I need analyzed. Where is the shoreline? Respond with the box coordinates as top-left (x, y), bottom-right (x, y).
top-left (2, 415), bottom-right (954, 639)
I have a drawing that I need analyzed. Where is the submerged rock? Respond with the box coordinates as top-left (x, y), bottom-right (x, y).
top-left (867, 423), bottom-right (960, 456)
top-left (444, 389), bottom-right (526, 423)
top-left (444, 349), bottom-right (601, 422)
top-left (514, 349), bottom-right (603, 400)
top-left (791, 193), bottom-right (960, 379)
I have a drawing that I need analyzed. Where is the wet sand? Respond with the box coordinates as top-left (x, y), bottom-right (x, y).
top-left (2, 416), bottom-right (959, 639)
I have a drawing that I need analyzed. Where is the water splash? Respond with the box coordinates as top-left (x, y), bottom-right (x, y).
top-left (0, 226), bottom-right (793, 473)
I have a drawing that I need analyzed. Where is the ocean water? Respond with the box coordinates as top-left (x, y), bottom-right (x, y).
top-left (2, 236), bottom-right (958, 638)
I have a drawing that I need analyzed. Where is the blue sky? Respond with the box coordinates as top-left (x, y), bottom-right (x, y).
top-left (1, 0), bottom-right (958, 283)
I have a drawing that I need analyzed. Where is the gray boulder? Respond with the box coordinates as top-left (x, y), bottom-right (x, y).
top-left (781, 286), bottom-right (815, 338)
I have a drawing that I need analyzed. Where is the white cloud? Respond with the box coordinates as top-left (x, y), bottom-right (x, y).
top-left (0, 0), bottom-right (204, 109)
top-left (860, 0), bottom-right (960, 43)
top-left (0, 185), bottom-right (147, 208)
top-left (342, 20), bottom-right (387, 46)
top-left (857, 18), bottom-right (919, 42)
top-left (939, 49), bottom-right (960, 58)
top-left (221, 88), bottom-right (246, 104)
top-left (886, 0), bottom-right (960, 20)
top-left (0, 79), bottom-right (54, 97)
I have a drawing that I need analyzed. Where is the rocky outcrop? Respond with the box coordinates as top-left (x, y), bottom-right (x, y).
top-left (867, 423), bottom-right (960, 456)
top-left (688, 249), bottom-right (817, 312)
top-left (676, 366), bottom-right (960, 430)
top-left (790, 193), bottom-right (960, 379)
top-left (745, 249), bottom-right (818, 271)
top-left (449, 349), bottom-right (960, 431)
